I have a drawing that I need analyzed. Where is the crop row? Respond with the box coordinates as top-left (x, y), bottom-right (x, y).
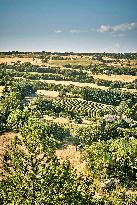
top-left (54, 98), bottom-right (116, 117)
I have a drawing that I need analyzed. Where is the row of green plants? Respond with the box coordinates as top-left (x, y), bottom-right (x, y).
top-left (1, 63), bottom-right (137, 90)
top-left (63, 61), bottom-right (137, 75)
top-left (0, 81), bottom-right (137, 204)
top-left (72, 117), bottom-right (137, 146)
top-left (11, 79), bottom-right (137, 107)
top-left (82, 87), bottom-right (137, 106)
top-left (0, 63), bottom-right (95, 83)
top-left (88, 64), bottom-right (137, 75)
top-left (54, 98), bottom-right (116, 118)
top-left (95, 78), bottom-right (137, 89)
top-left (1, 67), bottom-right (137, 109)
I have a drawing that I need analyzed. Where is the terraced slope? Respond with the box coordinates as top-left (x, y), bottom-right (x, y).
top-left (54, 98), bottom-right (116, 118)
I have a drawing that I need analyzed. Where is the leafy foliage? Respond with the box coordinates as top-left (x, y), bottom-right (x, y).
top-left (0, 122), bottom-right (95, 205)
top-left (84, 137), bottom-right (137, 187)
top-left (0, 54), bottom-right (137, 204)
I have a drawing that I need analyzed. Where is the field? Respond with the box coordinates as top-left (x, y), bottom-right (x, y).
top-left (0, 53), bottom-right (137, 68)
top-left (0, 52), bottom-right (137, 204)
top-left (0, 86), bottom-right (4, 96)
top-left (93, 74), bottom-right (137, 82)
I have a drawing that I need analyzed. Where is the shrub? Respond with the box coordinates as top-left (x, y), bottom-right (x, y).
top-left (84, 137), bottom-right (137, 187)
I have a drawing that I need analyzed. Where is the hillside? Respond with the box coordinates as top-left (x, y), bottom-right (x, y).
top-left (0, 52), bottom-right (137, 204)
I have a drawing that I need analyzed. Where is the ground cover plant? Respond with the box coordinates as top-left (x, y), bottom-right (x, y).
top-left (0, 52), bottom-right (137, 204)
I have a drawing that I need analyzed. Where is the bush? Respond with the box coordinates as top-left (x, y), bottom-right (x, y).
top-left (84, 137), bottom-right (137, 187)
top-left (0, 123), bottom-right (95, 205)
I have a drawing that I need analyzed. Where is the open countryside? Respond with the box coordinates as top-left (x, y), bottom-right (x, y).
top-left (0, 51), bottom-right (137, 204)
top-left (0, 0), bottom-right (137, 204)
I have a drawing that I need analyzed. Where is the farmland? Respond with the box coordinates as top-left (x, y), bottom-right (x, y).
top-left (0, 52), bottom-right (137, 204)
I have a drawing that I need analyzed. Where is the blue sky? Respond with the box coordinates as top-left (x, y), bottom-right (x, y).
top-left (0, 0), bottom-right (137, 52)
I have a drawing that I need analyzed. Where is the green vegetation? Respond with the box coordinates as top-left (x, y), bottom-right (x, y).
top-left (0, 52), bottom-right (137, 204)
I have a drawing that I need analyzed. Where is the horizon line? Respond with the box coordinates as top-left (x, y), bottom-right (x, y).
top-left (0, 50), bottom-right (137, 54)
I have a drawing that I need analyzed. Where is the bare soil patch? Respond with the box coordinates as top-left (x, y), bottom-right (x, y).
top-left (37, 90), bottom-right (59, 98)
top-left (0, 57), bottom-right (43, 66)
top-left (44, 115), bottom-right (69, 124)
top-left (55, 145), bottom-right (87, 175)
top-left (0, 86), bottom-right (4, 96)
top-left (40, 80), bottom-right (109, 90)
top-left (0, 132), bottom-right (15, 179)
top-left (93, 74), bottom-right (137, 83)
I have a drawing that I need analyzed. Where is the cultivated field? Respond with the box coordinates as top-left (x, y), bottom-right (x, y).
top-left (93, 74), bottom-right (137, 82)
top-left (0, 52), bottom-right (137, 203)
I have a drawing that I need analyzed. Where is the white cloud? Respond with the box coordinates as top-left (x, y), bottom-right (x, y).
top-left (112, 22), bottom-right (137, 32)
top-left (98, 25), bottom-right (110, 33)
top-left (55, 29), bottom-right (89, 34)
top-left (55, 30), bottom-right (62, 33)
top-left (98, 22), bottom-right (137, 33)
top-left (69, 29), bottom-right (88, 33)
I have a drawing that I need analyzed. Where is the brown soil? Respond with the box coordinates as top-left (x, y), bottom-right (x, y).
top-left (37, 90), bottom-right (59, 98)
top-left (0, 57), bottom-right (43, 65)
top-left (0, 132), bottom-right (15, 179)
top-left (55, 144), bottom-right (87, 175)
top-left (0, 86), bottom-right (4, 96)
top-left (93, 74), bottom-right (137, 82)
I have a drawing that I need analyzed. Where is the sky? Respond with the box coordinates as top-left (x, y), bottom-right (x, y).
top-left (0, 0), bottom-right (137, 53)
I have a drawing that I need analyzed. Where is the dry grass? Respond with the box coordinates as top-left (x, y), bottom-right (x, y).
top-left (82, 119), bottom-right (93, 125)
top-left (0, 57), bottom-right (43, 66)
top-left (53, 117), bottom-right (69, 124)
top-left (49, 58), bottom-right (91, 66)
top-left (44, 115), bottom-right (94, 126)
top-left (0, 55), bottom-right (136, 69)
top-left (0, 55), bottom-right (95, 67)
top-left (0, 132), bottom-right (15, 179)
top-left (0, 132), bottom-right (87, 178)
top-left (40, 80), bottom-right (109, 90)
top-left (44, 115), bottom-right (69, 124)
top-left (102, 57), bottom-right (137, 68)
top-left (0, 86), bottom-right (4, 96)
top-left (0, 56), bottom-right (91, 67)
top-left (55, 145), bottom-right (87, 175)
top-left (37, 90), bottom-right (59, 98)
top-left (93, 74), bottom-right (137, 82)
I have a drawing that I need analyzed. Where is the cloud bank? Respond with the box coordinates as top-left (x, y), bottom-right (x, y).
top-left (69, 29), bottom-right (88, 33)
top-left (98, 22), bottom-right (137, 33)
top-left (55, 30), bottom-right (62, 33)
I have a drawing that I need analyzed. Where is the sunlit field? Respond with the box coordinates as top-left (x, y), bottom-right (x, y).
top-left (0, 51), bottom-right (137, 204)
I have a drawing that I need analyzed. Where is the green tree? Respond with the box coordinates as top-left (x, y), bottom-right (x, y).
top-left (0, 119), bottom-right (95, 205)
top-left (84, 137), bottom-right (137, 187)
